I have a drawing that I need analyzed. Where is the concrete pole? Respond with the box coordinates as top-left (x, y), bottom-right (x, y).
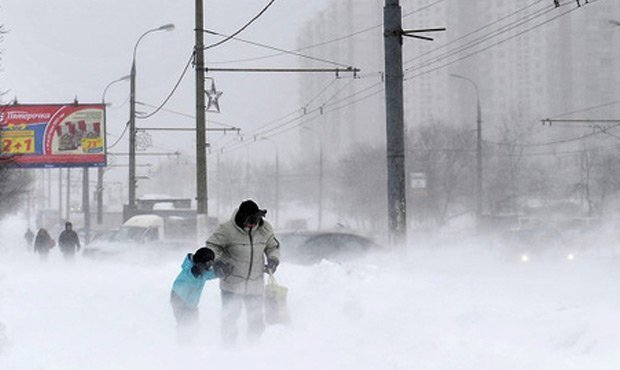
top-left (129, 58), bottom-right (137, 210)
top-left (58, 168), bottom-right (63, 221)
top-left (47, 170), bottom-right (51, 209)
top-left (262, 138), bottom-right (280, 228)
top-left (82, 167), bottom-right (90, 243)
top-left (384, 0), bottom-right (407, 246)
top-left (195, 0), bottom-right (208, 216)
top-left (275, 149), bottom-right (280, 228)
top-left (216, 152), bottom-right (221, 219)
top-left (318, 140), bottom-right (323, 229)
top-left (97, 167), bottom-right (104, 224)
top-left (66, 168), bottom-right (71, 220)
top-left (450, 73), bottom-right (482, 222)
top-left (476, 94), bottom-right (482, 220)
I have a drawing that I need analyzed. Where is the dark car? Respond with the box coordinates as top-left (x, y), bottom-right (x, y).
top-left (276, 230), bottom-right (382, 264)
top-left (501, 226), bottom-right (574, 262)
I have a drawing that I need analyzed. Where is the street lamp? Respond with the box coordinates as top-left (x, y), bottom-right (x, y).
top-left (450, 73), bottom-right (483, 223)
top-left (102, 75), bottom-right (130, 105)
top-left (302, 126), bottom-right (324, 229)
top-left (98, 75), bottom-right (130, 225)
top-left (261, 137), bottom-right (280, 228)
top-left (128, 23), bottom-right (175, 213)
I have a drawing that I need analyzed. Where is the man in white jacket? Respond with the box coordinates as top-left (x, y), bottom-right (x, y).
top-left (207, 199), bottom-right (280, 345)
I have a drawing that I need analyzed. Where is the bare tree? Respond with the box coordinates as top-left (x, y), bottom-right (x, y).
top-left (331, 144), bottom-right (387, 233)
top-left (408, 121), bottom-right (475, 226)
top-left (0, 156), bottom-right (33, 218)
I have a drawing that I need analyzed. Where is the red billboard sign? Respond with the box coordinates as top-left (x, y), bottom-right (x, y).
top-left (0, 104), bottom-right (106, 168)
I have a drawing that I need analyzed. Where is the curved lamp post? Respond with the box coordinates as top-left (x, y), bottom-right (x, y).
top-left (102, 75), bottom-right (131, 105)
top-left (302, 126), bottom-right (324, 229)
top-left (450, 73), bottom-right (482, 223)
top-left (128, 23), bottom-right (175, 211)
top-left (97, 75), bottom-right (130, 225)
top-left (261, 137), bottom-right (280, 228)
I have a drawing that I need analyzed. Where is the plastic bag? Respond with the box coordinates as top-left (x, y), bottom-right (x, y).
top-left (264, 272), bottom-right (289, 325)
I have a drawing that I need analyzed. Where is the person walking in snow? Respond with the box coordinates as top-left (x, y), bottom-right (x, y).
top-left (34, 228), bottom-right (55, 260)
top-left (58, 222), bottom-right (81, 260)
top-left (170, 247), bottom-right (219, 333)
top-left (206, 199), bottom-right (280, 345)
top-left (24, 228), bottom-right (34, 249)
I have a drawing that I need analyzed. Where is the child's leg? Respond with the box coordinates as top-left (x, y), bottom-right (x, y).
top-left (171, 294), bottom-right (199, 327)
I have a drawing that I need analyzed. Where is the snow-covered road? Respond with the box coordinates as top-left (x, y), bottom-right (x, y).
top-left (1, 215), bottom-right (619, 370)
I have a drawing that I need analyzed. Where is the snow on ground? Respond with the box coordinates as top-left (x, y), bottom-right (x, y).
top-left (1, 215), bottom-right (620, 370)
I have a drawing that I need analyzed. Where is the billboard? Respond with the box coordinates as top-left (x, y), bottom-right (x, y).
top-left (0, 103), bottom-right (106, 168)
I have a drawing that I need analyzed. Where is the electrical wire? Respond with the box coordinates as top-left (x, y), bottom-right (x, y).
top-left (106, 120), bottom-right (130, 149)
top-left (486, 123), bottom-right (620, 148)
top-left (302, 78), bottom-right (339, 111)
top-left (207, 0), bottom-right (445, 65)
top-left (547, 99), bottom-right (620, 119)
top-left (136, 101), bottom-right (239, 128)
top-left (214, 0), bottom-right (601, 153)
top-left (403, 0), bottom-right (590, 81)
top-left (404, 0), bottom-right (547, 66)
top-left (204, 0), bottom-right (277, 50)
top-left (137, 52), bottom-right (193, 120)
top-left (405, 2), bottom-right (555, 73)
top-left (204, 29), bottom-right (353, 68)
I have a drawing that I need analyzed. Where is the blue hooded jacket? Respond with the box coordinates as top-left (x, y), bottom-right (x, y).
top-left (171, 254), bottom-right (216, 308)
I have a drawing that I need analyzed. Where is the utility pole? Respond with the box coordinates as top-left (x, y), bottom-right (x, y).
top-left (82, 168), bottom-right (90, 243)
top-left (66, 168), bottom-right (71, 220)
top-left (129, 60), bottom-right (137, 210)
top-left (58, 169), bottom-right (63, 221)
top-left (450, 73), bottom-right (483, 222)
top-left (96, 167), bottom-right (103, 224)
top-left (384, 0), bottom-right (407, 247)
top-left (383, 0), bottom-right (444, 247)
top-left (195, 0), bottom-right (208, 219)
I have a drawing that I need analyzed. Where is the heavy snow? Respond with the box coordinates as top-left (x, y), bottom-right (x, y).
top-left (1, 214), bottom-right (619, 370)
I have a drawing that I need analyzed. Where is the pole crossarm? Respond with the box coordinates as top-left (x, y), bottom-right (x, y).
top-left (109, 152), bottom-right (181, 156)
top-left (402, 27), bottom-right (447, 34)
top-left (137, 127), bottom-right (240, 132)
top-left (402, 27), bottom-right (446, 41)
top-left (542, 119), bottom-right (620, 125)
top-left (205, 67), bottom-right (360, 76)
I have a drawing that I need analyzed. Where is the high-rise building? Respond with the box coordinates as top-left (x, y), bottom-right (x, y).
top-left (298, 0), bottom-right (620, 155)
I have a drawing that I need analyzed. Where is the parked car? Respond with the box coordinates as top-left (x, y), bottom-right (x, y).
top-left (82, 215), bottom-right (193, 259)
top-left (501, 226), bottom-right (575, 262)
top-left (276, 230), bottom-right (383, 265)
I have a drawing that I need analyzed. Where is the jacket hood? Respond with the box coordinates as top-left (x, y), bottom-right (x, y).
top-left (233, 200), bottom-right (267, 229)
top-left (181, 254), bottom-right (193, 271)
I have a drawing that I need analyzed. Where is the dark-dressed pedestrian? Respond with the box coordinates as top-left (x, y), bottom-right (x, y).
top-left (24, 228), bottom-right (34, 249)
top-left (58, 222), bottom-right (81, 260)
top-left (34, 228), bottom-right (55, 260)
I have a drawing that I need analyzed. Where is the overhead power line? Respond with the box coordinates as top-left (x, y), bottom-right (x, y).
top-left (404, 0), bottom-right (547, 66)
top-left (214, 0), bottom-right (599, 153)
top-left (547, 99), bottom-right (620, 119)
top-left (203, 29), bottom-right (353, 68)
top-left (207, 0), bottom-right (446, 65)
top-left (405, 1), bottom-right (555, 72)
top-left (137, 52), bottom-right (193, 120)
top-left (403, 0), bottom-right (591, 81)
top-left (204, 0), bottom-right (277, 50)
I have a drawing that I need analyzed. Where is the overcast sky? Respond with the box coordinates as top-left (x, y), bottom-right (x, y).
top-left (0, 0), bottom-right (335, 176)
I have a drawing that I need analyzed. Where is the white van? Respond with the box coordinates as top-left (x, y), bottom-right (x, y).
top-left (113, 215), bottom-right (165, 243)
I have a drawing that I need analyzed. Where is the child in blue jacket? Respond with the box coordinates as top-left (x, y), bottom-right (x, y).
top-left (170, 247), bottom-right (217, 328)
